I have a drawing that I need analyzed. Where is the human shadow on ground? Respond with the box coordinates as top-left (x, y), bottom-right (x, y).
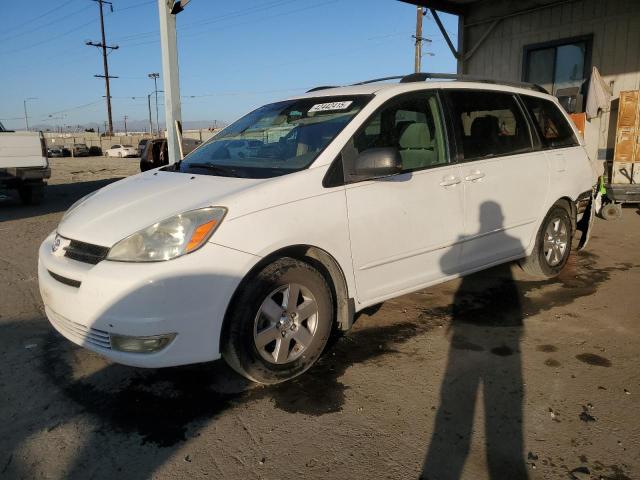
top-left (422, 201), bottom-right (529, 480)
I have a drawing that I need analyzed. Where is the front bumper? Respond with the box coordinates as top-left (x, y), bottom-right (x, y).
top-left (38, 232), bottom-right (259, 367)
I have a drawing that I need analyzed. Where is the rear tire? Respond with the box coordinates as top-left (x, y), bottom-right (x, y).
top-left (18, 183), bottom-right (44, 205)
top-left (222, 257), bottom-right (333, 384)
top-left (519, 205), bottom-right (573, 279)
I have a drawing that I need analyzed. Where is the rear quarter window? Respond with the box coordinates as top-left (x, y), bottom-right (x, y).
top-left (520, 95), bottom-right (579, 149)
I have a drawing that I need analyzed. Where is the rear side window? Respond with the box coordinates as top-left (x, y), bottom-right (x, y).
top-left (447, 90), bottom-right (533, 161)
top-left (521, 95), bottom-right (579, 148)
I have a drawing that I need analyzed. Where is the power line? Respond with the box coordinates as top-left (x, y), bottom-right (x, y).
top-left (113, 0), bottom-right (156, 13)
top-left (0, 5), bottom-right (92, 43)
top-left (117, 0), bottom-right (340, 49)
top-left (0, 0), bottom-right (77, 35)
top-left (112, 0), bottom-right (301, 44)
top-left (0, 19), bottom-right (95, 55)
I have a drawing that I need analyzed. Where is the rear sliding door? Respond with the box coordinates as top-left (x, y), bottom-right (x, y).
top-left (444, 89), bottom-right (549, 270)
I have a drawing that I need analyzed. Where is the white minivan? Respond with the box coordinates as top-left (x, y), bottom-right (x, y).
top-left (38, 74), bottom-right (594, 383)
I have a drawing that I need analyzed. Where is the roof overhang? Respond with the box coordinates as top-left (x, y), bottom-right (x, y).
top-left (398, 0), bottom-right (481, 16)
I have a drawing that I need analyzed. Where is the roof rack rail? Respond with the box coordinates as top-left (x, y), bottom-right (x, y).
top-left (350, 75), bottom-right (405, 86)
top-left (400, 72), bottom-right (549, 94)
top-left (305, 85), bottom-right (339, 93)
top-left (305, 72), bottom-right (549, 95)
top-left (305, 76), bottom-right (404, 92)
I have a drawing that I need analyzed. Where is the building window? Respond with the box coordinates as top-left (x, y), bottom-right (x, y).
top-left (523, 36), bottom-right (592, 113)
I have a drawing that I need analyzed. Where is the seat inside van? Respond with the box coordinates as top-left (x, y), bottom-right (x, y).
top-left (398, 122), bottom-right (436, 170)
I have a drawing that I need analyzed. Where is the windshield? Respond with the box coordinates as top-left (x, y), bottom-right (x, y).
top-left (0, 121), bottom-right (5, 132)
top-left (177, 95), bottom-right (371, 178)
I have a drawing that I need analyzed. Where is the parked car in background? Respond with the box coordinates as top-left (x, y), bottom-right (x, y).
top-left (72, 143), bottom-right (90, 157)
top-left (137, 138), bottom-right (150, 156)
top-left (139, 137), bottom-right (201, 171)
top-left (47, 147), bottom-right (64, 158)
top-left (105, 144), bottom-right (137, 157)
top-left (60, 147), bottom-right (71, 157)
top-left (0, 121), bottom-right (50, 204)
top-left (88, 145), bottom-right (102, 156)
top-left (39, 75), bottom-right (595, 384)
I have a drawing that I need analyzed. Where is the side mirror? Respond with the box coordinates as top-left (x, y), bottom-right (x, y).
top-left (352, 147), bottom-right (402, 179)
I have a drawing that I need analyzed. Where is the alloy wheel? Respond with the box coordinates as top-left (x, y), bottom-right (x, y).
top-left (543, 217), bottom-right (569, 267)
top-left (253, 283), bottom-right (319, 364)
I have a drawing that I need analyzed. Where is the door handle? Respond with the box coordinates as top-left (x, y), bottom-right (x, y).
top-left (464, 170), bottom-right (486, 182)
top-left (439, 175), bottom-right (461, 187)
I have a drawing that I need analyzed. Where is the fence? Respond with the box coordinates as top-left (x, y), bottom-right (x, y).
top-left (43, 129), bottom-right (221, 153)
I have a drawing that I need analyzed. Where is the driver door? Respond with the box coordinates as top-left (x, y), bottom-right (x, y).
top-left (343, 92), bottom-right (465, 304)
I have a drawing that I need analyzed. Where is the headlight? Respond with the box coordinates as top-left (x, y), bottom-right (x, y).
top-left (107, 207), bottom-right (227, 262)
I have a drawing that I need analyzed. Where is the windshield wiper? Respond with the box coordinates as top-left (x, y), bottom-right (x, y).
top-left (186, 163), bottom-right (240, 177)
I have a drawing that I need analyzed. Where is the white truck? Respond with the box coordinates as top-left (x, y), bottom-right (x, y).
top-left (0, 121), bottom-right (50, 204)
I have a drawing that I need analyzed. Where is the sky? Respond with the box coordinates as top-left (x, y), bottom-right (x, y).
top-left (0, 0), bottom-right (458, 131)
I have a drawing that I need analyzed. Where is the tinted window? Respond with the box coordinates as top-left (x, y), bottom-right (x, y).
top-left (521, 95), bottom-right (579, 149)
top-left (447, 90), bottom-right (533, 160)
top-left (344, 92), bottom-right (447, 176)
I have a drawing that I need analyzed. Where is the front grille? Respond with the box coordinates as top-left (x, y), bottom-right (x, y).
top-left (64, 239), bottom-right (109, 265)
top-left (48, 270), bottom-right (81, 288)
top-left (47, 308), bottom-right (111, 350)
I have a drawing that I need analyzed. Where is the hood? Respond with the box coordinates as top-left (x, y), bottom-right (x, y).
top-left (57, 170), bottom-right (263, 246)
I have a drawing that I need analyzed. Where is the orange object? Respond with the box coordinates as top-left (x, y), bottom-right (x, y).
top-left (186, 220), bottom-right (217, 252)
top-left (569, 113), bottom-right (586, 137)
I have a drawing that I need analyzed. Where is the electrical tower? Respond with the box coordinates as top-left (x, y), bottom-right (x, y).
top-left (87, 0), bottom-right (118, 136)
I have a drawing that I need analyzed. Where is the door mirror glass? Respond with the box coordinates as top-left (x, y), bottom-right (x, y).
top-left (351, 147), bottom-right (402, 180)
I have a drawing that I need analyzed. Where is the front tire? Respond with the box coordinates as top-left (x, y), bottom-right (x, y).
top-left (519, 205), bottom-right (573, 279)
top-left (222, 257), bottom-right (334, 384)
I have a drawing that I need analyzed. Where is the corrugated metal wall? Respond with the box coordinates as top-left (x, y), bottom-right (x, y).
top-left (460, 0), bottom-right (640, 165)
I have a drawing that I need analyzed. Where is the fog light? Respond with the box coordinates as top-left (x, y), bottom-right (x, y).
top-left (110, 333), bottom-right (176, 353)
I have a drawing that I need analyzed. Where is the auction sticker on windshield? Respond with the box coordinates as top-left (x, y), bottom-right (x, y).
top-left (308, 101), bottom-right (353, 113)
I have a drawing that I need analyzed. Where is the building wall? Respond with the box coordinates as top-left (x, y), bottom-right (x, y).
top-left (460, 0), bottom-right (640, 171)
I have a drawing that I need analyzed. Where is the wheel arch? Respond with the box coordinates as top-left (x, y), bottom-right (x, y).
top-left (553, 196), bottom-right (577, 232)
top-left (220, 244), bottom-right (355, 353)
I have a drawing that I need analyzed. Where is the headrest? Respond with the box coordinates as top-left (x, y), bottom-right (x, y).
top-left (470, 115), bottom-right (500, 139)
top-left (399, 123), bottom-right (432, 149)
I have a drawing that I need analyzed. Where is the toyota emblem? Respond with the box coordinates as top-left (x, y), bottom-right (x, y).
top-left (52, 235), bottom-right (61, 253)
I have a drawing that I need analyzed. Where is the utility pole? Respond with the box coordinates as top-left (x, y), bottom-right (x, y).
top-left (23, 97), bottom-right (37, 131)
top-left (147, 94), bottom-right (153, 134)
top-left (158, 0), bottom-right (189, 164)
top-left (123, 115), bottom-right (128, 135)
top-left (414, 6), bottom-right (424, 73)
top-left (148, 72), bottom-right (160, 135)
top-left (87, 0), bottom-right (119, 136)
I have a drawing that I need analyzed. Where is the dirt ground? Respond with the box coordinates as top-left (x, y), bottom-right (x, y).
top-left (1, 157), bottom-right (639, 480)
